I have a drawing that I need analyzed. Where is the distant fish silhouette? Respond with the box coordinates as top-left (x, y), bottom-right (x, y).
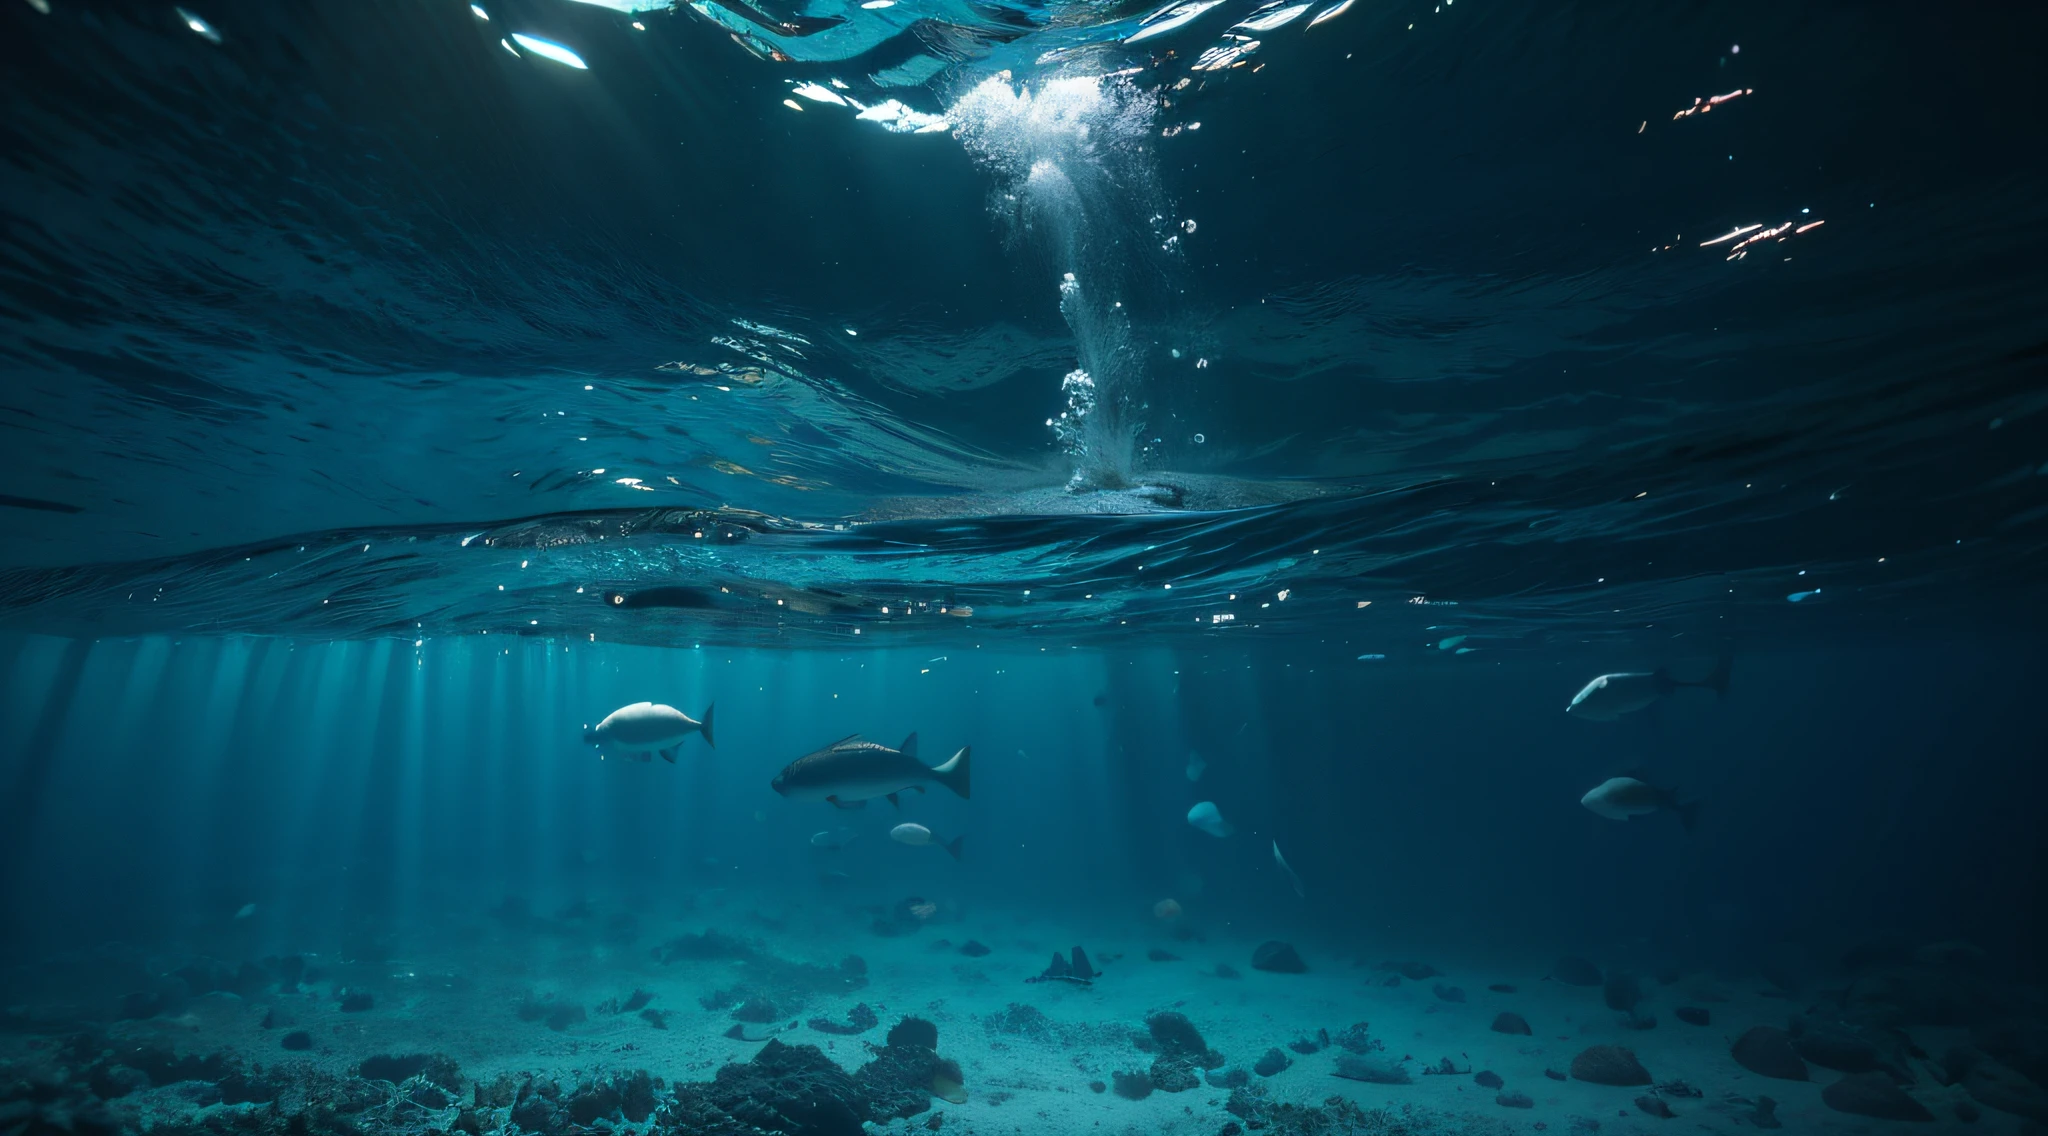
top-left (1272, 841), bottom-right (1304, 898)
top-left (890, 823), bottom-right (964, 860)
top-left (1580, 776), bottom-right (1701, 832)
top-left (1186, 801), bottom-right (1234, 838)
top-left (1567, 657), bottom-right (1731, 720)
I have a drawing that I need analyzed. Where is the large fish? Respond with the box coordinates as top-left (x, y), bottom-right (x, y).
top-left (1580, 776), bottom-right (1700, 832)
top-left (770, 733), bottom-right (970, 809)
top-left (585, 701), bottom-right (715, 763)
top-left (1567, 657), bottom-right (1732, 721)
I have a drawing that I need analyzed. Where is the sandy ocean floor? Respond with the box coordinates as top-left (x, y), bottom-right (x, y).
top-left (1, 886), bottom-right (2034, 1135)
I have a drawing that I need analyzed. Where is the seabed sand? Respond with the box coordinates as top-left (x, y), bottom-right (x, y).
top-left (0, 885), bottom-right (2028, 1134)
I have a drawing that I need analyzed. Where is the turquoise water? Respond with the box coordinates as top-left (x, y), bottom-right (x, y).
top-left (2, 0), bottom-right (2045, 1132)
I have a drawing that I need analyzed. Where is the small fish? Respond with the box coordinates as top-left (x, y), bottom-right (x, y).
top-left (890, 823), bottom-right (964, 860)
top-left (1580, 776), bottom-right (1701, 832)
top-left (585, 701), bottom-right (716, 762)
top-left (1272, 841), bottom-right (1305, 898)
top-left (770, 732), bottom-right (970, 809)
top-left (1567, 658), bottom-right (1731, 720)
top-left (809, 827), bottom-right (860, 850)
top-left (1185, 751), bottom-right (1206, 782)
top-left (234, 903), bottom-right (257, 920)
top-left (1186, 801), bottom-right (1234, 838)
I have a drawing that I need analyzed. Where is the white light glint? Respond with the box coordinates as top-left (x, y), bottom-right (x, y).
top-left (784, 99), bottom-right (804, 111)
top-left (471, 4), bottom-right (489, 19)
top-left (793, 81), bottom-right (848, 106)
top-left (1190, 39), bottom-right (1259, 71)
top-left (1700, 223), bottom-right (1763, 247)
top-left (861, 1), bottom-right (895, 7)
top-left (510, 33), bottom-right (588, 69)
top-left (1127, 0), bottom-right (1226, 43)
top-left (176, 7), bottom-right (222, 43)
top-left (854, 99), bottom-right (950, 133)
top-left (1234, 2), bottom-right (1310, 33)
top-left (500, 38), bottom-right (519, 56)
top-left (1307, 0), bottom-right (1353, 26)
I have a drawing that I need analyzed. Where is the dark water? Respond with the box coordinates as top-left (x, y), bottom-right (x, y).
top-left (1, 0), bottom-right (2045, 1133)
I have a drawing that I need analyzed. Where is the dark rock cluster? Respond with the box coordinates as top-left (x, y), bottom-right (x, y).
top-left (1251, 941), bottom-right (1306, 973)
top-left (1139, 1010), bottom-right (1222, 1092)
top-left (1569, 1045), bottom-right (1651, 1086)
top-left (807, 1002), bottom-right (879, 1036)
top-left (1332, 1022), bottom-right (1383, 1053)
top-left (1730, 1026), bottom-right (1809, 1081)
top-left (0, 1020), bottom-right (978, 1136)
top-left (1224, 1085), bottom-right (1410, 1134)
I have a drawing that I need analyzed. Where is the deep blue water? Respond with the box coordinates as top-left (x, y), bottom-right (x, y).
top-left (1, 0), bottom-right (2045, 1133)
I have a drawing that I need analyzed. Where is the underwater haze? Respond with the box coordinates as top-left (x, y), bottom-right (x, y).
top-left (2, 0), bottom-right (2046, 1134)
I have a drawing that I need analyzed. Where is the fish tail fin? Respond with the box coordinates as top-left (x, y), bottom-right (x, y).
top-left (699, 703), bottom-right (716, 748)
top-left (943, 835), bottom-right (964, 861)
top-left (933, 746), bottom-right (971, 800)
top-left (1678, 799), bottom-right (1702, 833)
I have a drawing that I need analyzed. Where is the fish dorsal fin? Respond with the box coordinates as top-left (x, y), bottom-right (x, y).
top-left (899, 732), bottom-right (918, 760)
top-left (825, 733), bottom-right (863, 751)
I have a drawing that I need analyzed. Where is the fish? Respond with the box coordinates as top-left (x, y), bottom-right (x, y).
top-left (890, 823), bottom-right (964, 860)
top-left (585, 701), bottom-right (716, 762)
top-left (1272, 841), bottom-right (1305, 898)
top-left (1185, 751), bottom-right (1206, 782)
top-left (1186, 801), bottom-right (1234, 837)
top-left (1567, 657), bottom-right (1731, 720)
top-left (809, 827), bottom-right (860, 850)
top-left (234, 903), bottom-right (257, 920)
top-left (770, 732), bottom-right (970, 809)
top-left (1580, 776), bottom-right (1701, 832)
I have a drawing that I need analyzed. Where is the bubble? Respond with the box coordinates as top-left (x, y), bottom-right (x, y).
top-left (1193, 433), bottom-right (1206, 444)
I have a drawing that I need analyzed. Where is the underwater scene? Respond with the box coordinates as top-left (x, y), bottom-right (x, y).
top-left (2, 1), bottom-right (2046, 1135)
